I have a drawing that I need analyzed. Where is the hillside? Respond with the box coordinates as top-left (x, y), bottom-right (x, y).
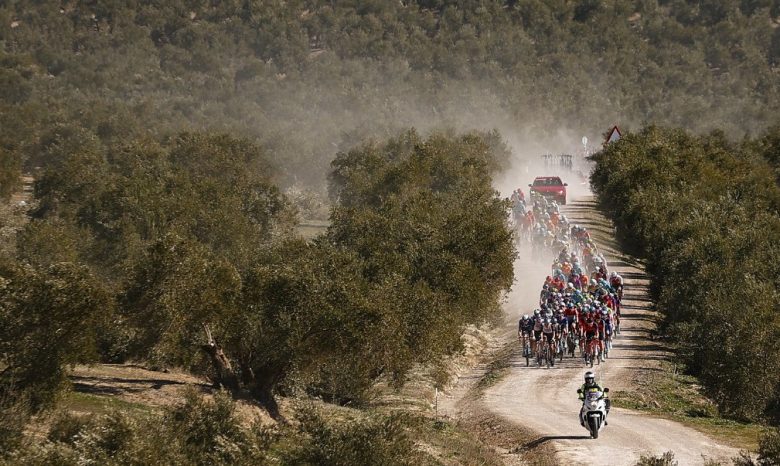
top-left (1, 0), bottom-right (779, 191)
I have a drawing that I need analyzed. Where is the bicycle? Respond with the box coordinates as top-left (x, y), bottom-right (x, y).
top-left (537, 335), bottom-right (555, 368)
top-left (567, 332), bottom-right (577, 358)
top-left (546, 340), bottom-right (555, 368)
top-left (556, 336), bottom-right (565, 362)
top-left (536, 340), bottom-right (544, 367)
top-left (584, 336), bottom-right (600, 368)
top-left (520, 333), bottom-right (532, 367)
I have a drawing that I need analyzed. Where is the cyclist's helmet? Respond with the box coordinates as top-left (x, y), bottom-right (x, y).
top-left (610, 271), bottom-right (617, 278)
top-left (584, 371), bottom-right (595, 384)
top-left (534, 309), bottom-right (541, 317)
top-left (522, 314), bottom-right (530, 321)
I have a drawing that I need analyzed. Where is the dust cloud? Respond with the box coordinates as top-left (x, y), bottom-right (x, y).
top-left (493, 129), bottom-right (599, 329)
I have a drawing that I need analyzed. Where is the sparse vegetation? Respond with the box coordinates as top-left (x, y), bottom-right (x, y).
top-left (611, 361), bottom-right (763, 450)
top-left (635, 451), bottom-right (678, 466)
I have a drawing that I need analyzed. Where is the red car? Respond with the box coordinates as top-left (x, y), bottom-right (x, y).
top-left (529, 176), bottom-right (568, 204)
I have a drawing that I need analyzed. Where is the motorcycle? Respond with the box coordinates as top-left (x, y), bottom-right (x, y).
top-left (578, 388), bottom-right (609, 439)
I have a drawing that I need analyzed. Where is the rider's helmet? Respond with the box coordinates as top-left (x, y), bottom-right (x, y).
top-left (534, 309), bottom-right (541, 317)
top-left (584, 371), bottom-right (595, 385)
top-left (522, 314), bottom-right (529, 321)
top-left (610, 271), bottom-right (617, 278)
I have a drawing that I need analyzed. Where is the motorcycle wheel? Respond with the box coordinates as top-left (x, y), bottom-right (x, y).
top-left (589, 418), bottom-right (600, 439)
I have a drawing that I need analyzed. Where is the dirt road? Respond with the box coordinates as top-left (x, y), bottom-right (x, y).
top-left (481, 196), bottom-right (740, 465)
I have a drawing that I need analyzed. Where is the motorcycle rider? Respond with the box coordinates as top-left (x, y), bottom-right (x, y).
top-left (578, 371), bottom-right (611, 424)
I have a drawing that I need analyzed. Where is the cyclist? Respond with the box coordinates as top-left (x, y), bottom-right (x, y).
top-left (518, 315), bottom-right (534, 357)
top-left (564, 302), bottom-right (578, 334)
top-left (596, 306), bottom-right (607, 361)
top-left (601, 308), bottom-right (613, 355)
top-left (541, 317), bottom-right (556, 361)
top-left (532, 310), bottom-right (543, 354)
top-left (582, 313), bottom-right (599, 362)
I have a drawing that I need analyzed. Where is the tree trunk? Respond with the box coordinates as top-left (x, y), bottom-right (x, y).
top-left (200, 324), bottom-right (240, 392)
top-left (250, 365), bottom-right (287, 424)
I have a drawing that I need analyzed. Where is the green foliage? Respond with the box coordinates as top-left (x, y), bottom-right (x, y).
top-left (4, 393), bottom-right (266, 465)
top-left (47, 411), bottom-right (96, 445)
top-left (163, 390), bottom-right (264, 466)
top-left (1, 0), bottom-right (779, 187)
top-left (0, 259), bottom-right (113, 411)
top-left (10, 125), bottom-right (512, 416)
top-left (0, 147), bottom-right (21, 200)
top-left (756, 428), bottom-right (780, 465)
top-left (590, 126), bottom-right (780, 423)
top-left (2, 392), bottom-right (429, 465)
top-left (283, 405), bottom-right (423, 466)
top-left (114, 129), bottom-right (514, 407)
top-left (30, 132), bottom-right (294, 281)
top-left (322, 129), bottom-right (514, 398)
top-left (0, 396), bottom-right (29, 453)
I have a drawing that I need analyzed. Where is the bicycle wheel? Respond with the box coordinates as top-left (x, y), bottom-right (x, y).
top-left (525, 343), bottom-right (530, 367)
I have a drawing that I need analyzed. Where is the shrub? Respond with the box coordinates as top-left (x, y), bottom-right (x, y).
top-left (590, 126), bottom-right (780, 422)
top-left (635, 451), bottom-right (677, 466)
top-left (283, 404), bottom-right (426, 465)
